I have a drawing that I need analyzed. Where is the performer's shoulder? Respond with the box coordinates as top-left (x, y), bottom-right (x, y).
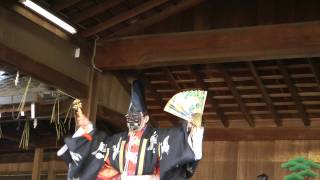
top-left (153, 124), bottom-right (185, 136)
top-left (104, 131), bottom-right (127, 143)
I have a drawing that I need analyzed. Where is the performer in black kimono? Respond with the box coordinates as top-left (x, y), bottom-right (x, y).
top-left (57, 80), bottom-right (204, 180)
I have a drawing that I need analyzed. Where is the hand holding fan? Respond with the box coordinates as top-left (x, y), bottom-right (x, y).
top-left (164, 90), bottom-right (207, 127)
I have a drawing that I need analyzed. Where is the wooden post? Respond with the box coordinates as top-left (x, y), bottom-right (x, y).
top-left (74, 68), bottom-right (98, 131)
top-left (47, 161), bottom-right (56, 180)
top-left (31, 148), bottom-right (43, 180)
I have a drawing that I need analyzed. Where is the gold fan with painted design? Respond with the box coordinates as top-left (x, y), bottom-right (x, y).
top-left (164, 90), bottom-right (207, 127)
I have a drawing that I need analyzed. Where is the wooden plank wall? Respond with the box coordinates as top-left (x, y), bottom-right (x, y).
top-left (96, 73), bottom-right (130, 114)
top-left (0, 161), bottom-right (67, 175)
top-left (192, 140), bottom-right (320, 180)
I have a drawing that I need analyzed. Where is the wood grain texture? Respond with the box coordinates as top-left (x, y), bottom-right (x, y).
top-left (97, 21), bottom-right (320, 70)
top-left (192, 140), bottom-right (320, 180)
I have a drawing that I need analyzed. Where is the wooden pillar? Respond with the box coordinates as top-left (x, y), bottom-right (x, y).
top-left (31, 148), bottom-right (43, 180)
top-left (84, 68), bottom-right (99, 124)
top-left (47, 161), bottom-right (56, 180)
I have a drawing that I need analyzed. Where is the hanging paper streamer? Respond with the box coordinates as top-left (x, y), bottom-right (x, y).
top-left (33, 118), bottom-right (38, 129)
top-left (14, 71), bottom-right (19, 86)
top-left (31, 103), bottom-right (35, 119)
top-left (19, 120), bottom-right (30, 150)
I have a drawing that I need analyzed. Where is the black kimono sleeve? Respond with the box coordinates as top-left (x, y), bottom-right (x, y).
top-left (157, 122), bottom-right (200, 180)
top-left (58, 129), bottom-right (108, 180)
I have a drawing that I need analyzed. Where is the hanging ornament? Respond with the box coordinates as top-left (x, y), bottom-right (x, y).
top-left (50, 92), bottom-right (66, 141)
top-left (14, 71), bottom-right (19, 86)
top-left (16, 77), bottom-right (32, 120)
top-left (31, 102), bottom-right (35, 119)
top-left (33, 118), bottom-right (38, 129)
top-left (72, 99), bottom-right (82, 111)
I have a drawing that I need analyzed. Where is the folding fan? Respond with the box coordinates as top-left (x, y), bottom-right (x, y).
top-left (164, 90), bottom-right (207, 127)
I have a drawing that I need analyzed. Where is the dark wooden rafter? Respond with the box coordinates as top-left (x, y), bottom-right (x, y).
top-left (72, 0), bottom-right (124, 23)
top-left (248, 62), bottom-right (282, 126)
top-left (138, 72), bottom-right (179, 126)
top-left (53, 0), bottom-right (82, 11)
top-left (3, 135), bottom-right (36, 148)
top-left (3, 2), bottom-right (93, 61)
top-left (216, 64), bottom-right (255, 127)
top-left (309, 59), bottom-right (320, 89)
top-left (1, 126), bottom-right (61, 149)
top-left (0, 43), bottom-right (88, 98)
top-left (161, 67), bottom-right (182, 91)
top-left (189, 65), bottom-right (229, 127)
top-left (81, 0), bottom-right (169, 37)
top-left (277, 61), bottom-right (310, 126)
top-left (112, 71), bottom-right (131, 95)
top-left (105, 0), bottom-right (204, 39)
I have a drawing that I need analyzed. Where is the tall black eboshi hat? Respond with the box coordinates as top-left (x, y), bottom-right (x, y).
top-left (127, 80), bottom-right (147, 114)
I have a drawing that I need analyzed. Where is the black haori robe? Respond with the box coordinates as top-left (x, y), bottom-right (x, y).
top-left (58, 122), bottom-right (202, 180)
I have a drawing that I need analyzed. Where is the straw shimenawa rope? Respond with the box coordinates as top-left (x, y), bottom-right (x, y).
top-left (17, 77), bottom-right (32, 149)
top-left (19, 119), bottom-right (30, 149)
top-left (50, 90), bottom-right (82, 142)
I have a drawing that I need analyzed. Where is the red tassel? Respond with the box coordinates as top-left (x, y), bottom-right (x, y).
top-left (82, 133), bottom-right (93, 141)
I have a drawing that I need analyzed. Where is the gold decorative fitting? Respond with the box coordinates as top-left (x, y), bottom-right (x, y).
top-left (72, 99), bottom-right (82, 111)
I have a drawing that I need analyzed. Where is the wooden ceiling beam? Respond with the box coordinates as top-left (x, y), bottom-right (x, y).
top-left (277, 61), bottom-right (310, 126)
top-left (161, 67), bottom-right (182, 91)
top-left (204, 127), bottom-right (320, 141)
top-left (4, 2), bottom-right (92, 63)
top-left (53, 0), bottom-right (83, 11)
top-left (309, 59), bottom-right (320, 89)
top-left (248, 62), bottom-right (282, 126)
top-left (72, 0), bottom-right (124, 23)
top-left (104, 0), bottom-right (204, 39)
top-left (97, 21), bottom-right (320, 70)
top-left (189, 66), bottom-right (229, 127)
top-left (96, 104), bottom-right (127, 132)
top-left (217, 64), bottom-right (255, 127)
top-left (0, 43), bottom-right (88, 98)
top-left (81, 0), bottom-right (169, 37)
top-left (112, 71), bottom-right (131, 95)
top-left (138, 72), bottom-right (178, 126)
